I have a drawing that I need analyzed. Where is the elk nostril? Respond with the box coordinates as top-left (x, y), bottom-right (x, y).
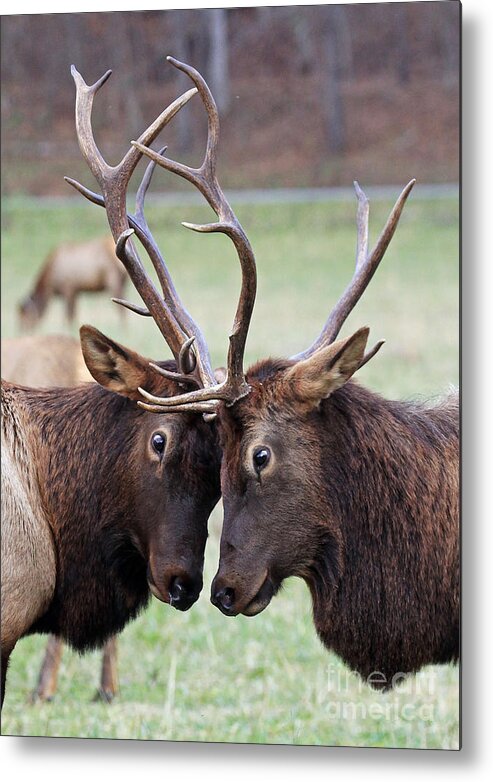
top-left (220, 587), bottom-right (235, 610)
top-left (169, 577), bottom-right (187, 603)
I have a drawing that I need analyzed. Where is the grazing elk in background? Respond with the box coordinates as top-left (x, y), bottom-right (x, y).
top-left (132, 60), bottom-right (459, 689)
top-left (1, 333), bottom-right (118, 703)
top-left (1, 75), bottom-right (232, 706)
top-left (18, 235), bottom-right (127, 329)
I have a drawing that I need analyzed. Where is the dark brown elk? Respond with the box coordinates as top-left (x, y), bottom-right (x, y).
top-left (1, 72), bottom-right (232, 706)
top-left (1, 328), bottom-right (221, 707)
top-left (1, 334), bottom-right (118, 703)
top-left (18, 235), bottom-right (127, 328)
top-left (134, 62), bottom-right (459, 690)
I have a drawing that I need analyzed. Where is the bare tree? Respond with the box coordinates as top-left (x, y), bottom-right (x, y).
top-left (323, 8), bottom-right (346, 155)
top-left (291, 8), bottom-right (316, 75)
top-left (110, 13), bottom-right (145, 140)
top-left (171, 10), bottom-right (194, 153)
top-left (394, 3), bottom-right (411, 85)
top-left (438, 2), bottom-right (460, 87)
top-left (208, 9), bottom-right (230, 114)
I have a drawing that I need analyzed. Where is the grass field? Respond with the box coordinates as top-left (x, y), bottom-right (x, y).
top-left (0, 192), bottom-right (459, 748)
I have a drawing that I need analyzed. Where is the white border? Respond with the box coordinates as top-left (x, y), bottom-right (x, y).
top-left (2, 0), bottom-right (493, 778)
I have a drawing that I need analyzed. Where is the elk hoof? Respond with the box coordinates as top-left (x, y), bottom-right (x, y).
top-left (95, 687), bottom-right (116, 704)
top-left (30, 689), bottom-right (55, 704)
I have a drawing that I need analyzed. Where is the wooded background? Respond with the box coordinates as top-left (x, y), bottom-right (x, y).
top-left (1, 2), bottom-right (460, 196)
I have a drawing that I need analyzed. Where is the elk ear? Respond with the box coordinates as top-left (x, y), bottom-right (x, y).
top-left (79, 325), bottom-right (150, 400)
top-left (285, 327), bottom-right (371, 406)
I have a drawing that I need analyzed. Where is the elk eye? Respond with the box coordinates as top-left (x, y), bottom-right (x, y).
top-left (151, 432), bottom-right (166, 455)
top-left (253, 446), bottom-right (271, 474)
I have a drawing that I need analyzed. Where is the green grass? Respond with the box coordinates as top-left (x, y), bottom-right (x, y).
top-left (0, 195), bottom-right (459, 748)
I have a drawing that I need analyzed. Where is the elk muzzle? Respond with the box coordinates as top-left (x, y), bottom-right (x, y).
top-left (210, 569), bottom-right (275, 617)
top-left (147, 564), bottom-right (203, 612)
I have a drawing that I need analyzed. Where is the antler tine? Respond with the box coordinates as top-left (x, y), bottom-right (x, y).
top-left (118, 153), bottom-right (214, 377)
top-left (132, 56), bottom-right (257, 410)
top-left (292, 179), bottom-right (416, 361)
top-left (71, 65), bottom-right (197, 236)
top-left (354, 181), bottom-right (369, 272)
top-left (65, 167), bottom-right (204, 377)
top-left (148, 361), bottom-right (201, 389)
top-left (70, 65), bottom-right (217, 380)
top-left (137, 399), bottom-right (219, 415)
top-left (112, 298), bottom-right (151, 317)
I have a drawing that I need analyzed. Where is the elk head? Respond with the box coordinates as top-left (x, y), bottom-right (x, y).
top-left (85, 59), bottom-right (414, 619)
top-left (18, 295), bottom-right (43, 330)
top-left (67, 61), bottom-right (236, 610)
top-left (129, 67), bottom-right (414, 616)
top-left (79, 324), bottom-right (222, 611)
top-left (209, 181), bottom-right (415, 617)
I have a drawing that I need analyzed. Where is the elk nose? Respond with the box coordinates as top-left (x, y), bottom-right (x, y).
top-left (211, 586), bottom-right (236, 616)
top-left (169, 576), bottom-right (199, 612)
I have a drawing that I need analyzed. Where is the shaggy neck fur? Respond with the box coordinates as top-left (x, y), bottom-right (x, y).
top-left (2, 383), bottom-right (57, 655)
top-left (21, 383), bottom-right (151, 651)
top-left (307, 381), bottom-right (459, 686)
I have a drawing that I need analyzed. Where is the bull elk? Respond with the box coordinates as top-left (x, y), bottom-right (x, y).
top-left (1, 334), bottom-right (118, 703)
top-left (131, 60), bottom-right (459, 689)
top-left (1, 68), bottom-right (239, 705)
top-left (18, 235), bottom-right (127, 329)
top-left (1, 327), bottom-right (222, 707)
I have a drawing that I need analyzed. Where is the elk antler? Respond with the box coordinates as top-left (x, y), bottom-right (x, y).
top-left (66, 65), bottom-right (214, 383)
top-left (291, 179), bottom-right (416, 364)
top-left (133, 57), bottom-right (257, 414)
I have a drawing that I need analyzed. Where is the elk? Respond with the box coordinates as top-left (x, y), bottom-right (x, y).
top-left (18, 235), bottom-right (127, 329)
top-left (1, 328), bottom-right (222, 707)
top-left (1, 69), bottom-right (237, 706)
top-left (132, 62), bottom-right (460, 689)
top-left (1, 333), bottom-right (118, 703)
top-left (1, 334), bottom-right (91, 388)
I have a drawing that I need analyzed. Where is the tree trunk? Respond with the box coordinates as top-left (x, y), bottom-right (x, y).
top-left (324, 10), bottom-right (345, 156)
top-left (394, 3), bottom-right (411, 85)
top-left (208, 9), bottom-right (230, 114)
top-left (171, 10), bottom-right (193, 154)
top-left (110, 13), bottom-right (145, 141)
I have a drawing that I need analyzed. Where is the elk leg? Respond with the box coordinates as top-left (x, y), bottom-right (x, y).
top-left (65, 291), bottom-right (77, 324)
top-left (96, 636), bottom-right (118, 703)
top-left (31, 635), bottom-right (63, 702)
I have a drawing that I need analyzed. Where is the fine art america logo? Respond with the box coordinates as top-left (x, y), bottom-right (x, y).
top-left (325, 664), bottom-right (437, 723)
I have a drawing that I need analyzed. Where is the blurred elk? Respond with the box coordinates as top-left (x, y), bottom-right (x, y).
top-left (1, 71), bottom-right (231, 706)
top-left (131, 62), bottom-right (459, 689)
top-left (1, 334), bottom-right (91, 388)
top-left (18, 235), bottom-right (127, 329)
top-left (1, 333), bottom-right (118, 703)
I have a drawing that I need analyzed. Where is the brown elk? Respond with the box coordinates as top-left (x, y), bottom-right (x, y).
top-left (1, 333), bottom-right (118, 703)
top-left (1, 334), bottom-right (91, 388)
top-left (1, 328), bottom-right (222, 707)
top-left (1, 71), bottom-right (235, 706)
top-left (18, 235), bottom-right (127, 329)
top-left (132, 61), bottom-right (460, 690)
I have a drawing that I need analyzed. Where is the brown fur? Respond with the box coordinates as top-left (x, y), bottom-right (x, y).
top-left (1, 333), bottom-right (116, 703)
top-left (17, 235), bottom-right (126, 328)
top-left (212, 340), bottom-right (459, 689)
top-left (1, 328), bottom-right (221, 705)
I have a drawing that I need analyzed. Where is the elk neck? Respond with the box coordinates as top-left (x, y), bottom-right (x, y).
top-left (310, 380), bottom-right (459, 683)
top-left (19, 382), bottom-right (151, 651)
